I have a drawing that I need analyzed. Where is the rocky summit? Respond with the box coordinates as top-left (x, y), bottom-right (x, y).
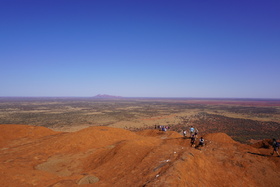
top-left (1, 124), bottom-right (280, 187)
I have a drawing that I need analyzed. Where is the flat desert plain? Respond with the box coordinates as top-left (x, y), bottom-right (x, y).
top-left (1, 97), bottom-right (280, 143)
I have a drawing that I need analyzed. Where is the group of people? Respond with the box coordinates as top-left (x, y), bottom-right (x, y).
top-left (184, 127), bottom-right (280, 156)
top-left (183, 126), bottom-right (204, 148)
top-left (155, 125), bottom-right (171, 132)
top-left (156, 124), bottom-right (280, 155)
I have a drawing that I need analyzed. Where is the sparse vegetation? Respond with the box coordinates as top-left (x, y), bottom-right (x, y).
top-left (1, 97), bottom-right (280, 143)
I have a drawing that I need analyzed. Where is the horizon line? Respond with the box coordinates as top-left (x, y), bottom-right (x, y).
top-left (0, 96), bottom-right (280, 100)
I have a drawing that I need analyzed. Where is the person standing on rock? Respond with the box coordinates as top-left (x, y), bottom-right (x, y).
top-left (183, 130), bottom-right (187, 137)
top-left (190, 134), bottom-right (196, 147)
top-left (270, 138), bottom-right (280, 157)
top-left (195, 137), bottom-right (205, 149)
top-left (194, 128), bottom-right (198, 138)
top-left (199, 137), bottom-right (204, 146)
top-left (189, 126), bottom-right (195, 137)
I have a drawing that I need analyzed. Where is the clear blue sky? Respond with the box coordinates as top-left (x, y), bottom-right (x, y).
top-left (1, 0), bottom-right (279, 98)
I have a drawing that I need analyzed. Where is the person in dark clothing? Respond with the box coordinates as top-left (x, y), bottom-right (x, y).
top-left (190, 134), bottom-right (196, 147)
top-left (195, 137), bottom-right (205, 149)
top-left (271, 138), bottom-right (280, 157)
top-left (198, 137), bottom-right (204, 147)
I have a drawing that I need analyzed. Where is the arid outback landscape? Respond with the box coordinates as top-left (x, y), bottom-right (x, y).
top-left (1, 97), bottom-right (280, 186)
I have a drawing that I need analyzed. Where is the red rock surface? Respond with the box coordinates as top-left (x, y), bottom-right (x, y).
top-left (1, 124), bottom-right (280, 187)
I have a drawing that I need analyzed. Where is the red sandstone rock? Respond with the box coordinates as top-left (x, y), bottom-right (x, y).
top-left (1, 124), bottom-right (280, 187)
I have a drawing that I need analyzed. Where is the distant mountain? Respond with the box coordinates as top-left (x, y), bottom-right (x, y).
top-left (93, 94), bottom-right (122, 98)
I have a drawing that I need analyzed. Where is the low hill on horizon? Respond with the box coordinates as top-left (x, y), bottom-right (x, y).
top-left (93, 94), bottom-right (123, 99)
top-left (1, 124), bottom-right (280, 186)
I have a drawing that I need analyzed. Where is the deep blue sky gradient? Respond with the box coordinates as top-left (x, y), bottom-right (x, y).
top-left (1, 0), bottom-right (279, 98)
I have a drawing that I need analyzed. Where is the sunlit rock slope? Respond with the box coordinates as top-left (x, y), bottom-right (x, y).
top-left (1, 124), bottom-right (280, 187)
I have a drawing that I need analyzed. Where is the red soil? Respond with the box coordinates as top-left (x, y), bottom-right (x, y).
top-left (1, 124), bottom-right (280, 187)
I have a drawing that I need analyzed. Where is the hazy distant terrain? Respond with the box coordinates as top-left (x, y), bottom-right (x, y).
top-left (1, 97), bottom-right (280, 143)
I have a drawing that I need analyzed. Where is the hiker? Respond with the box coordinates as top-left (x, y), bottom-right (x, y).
top-left (183, 130), bottom-right (187, 137)
top-left (194, 128), bottom-right (199, 138)
top-left (190, 134), bottom-right (196, 147)
top-left (194, 131), bottom-right (198, 138)
top-left (189, 126), bottom-right (195, 136)
top-left (270, 138), bottom-right (280, 157)
top-left (198, 137), bottom-right (204, 147)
